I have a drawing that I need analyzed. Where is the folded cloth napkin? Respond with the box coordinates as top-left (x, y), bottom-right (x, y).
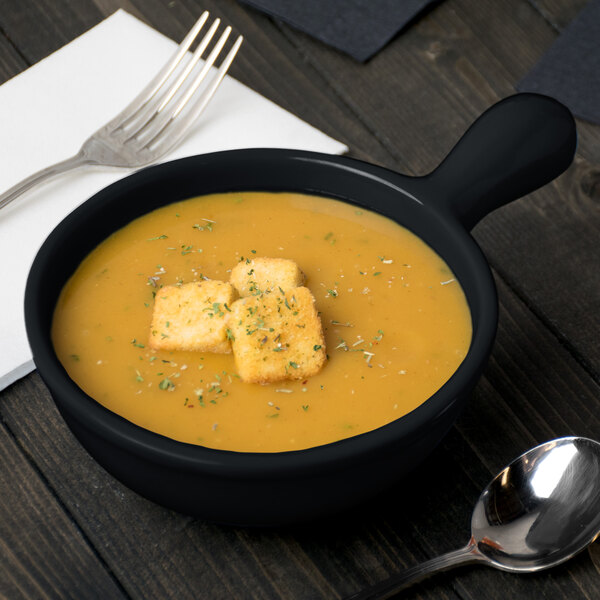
top-left (239, 0), bottom-right (441, 62)
top-left (517, 0), bottom-right (600, 125)
top-left (0, 9), bottom-right (347, 391)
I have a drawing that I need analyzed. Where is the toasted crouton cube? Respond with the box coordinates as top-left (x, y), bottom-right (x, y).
top-left (149, 280), bottom-right (236, 353)
top-left (230, 257), bottom-right (305, 297)
top-left (227, 286), bottom-right (326, 383)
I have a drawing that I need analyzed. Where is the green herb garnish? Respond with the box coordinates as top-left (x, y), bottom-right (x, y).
top-left (159, 377), bottom-right (174, 390)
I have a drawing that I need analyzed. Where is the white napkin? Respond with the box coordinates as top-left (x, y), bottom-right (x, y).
top-left (0, 10), bottom-right (347, 391)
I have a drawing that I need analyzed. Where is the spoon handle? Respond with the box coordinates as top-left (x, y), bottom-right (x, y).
top-left (346, 543), bottom-right (485, 600)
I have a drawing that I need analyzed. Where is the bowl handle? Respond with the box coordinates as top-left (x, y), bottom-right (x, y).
top-left (422, 93), bottom-right (577, 231)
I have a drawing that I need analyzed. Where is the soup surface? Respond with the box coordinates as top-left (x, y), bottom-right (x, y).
top-left (52, 192), bottom-right (472, 452)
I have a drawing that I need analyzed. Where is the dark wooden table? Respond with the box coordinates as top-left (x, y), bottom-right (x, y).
top-left (1, 1), bottom-right (599, 598)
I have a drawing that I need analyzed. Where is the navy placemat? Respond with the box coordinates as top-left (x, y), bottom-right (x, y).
top-left (239, 0), bottom-right (440, 62)
top-left (518, 0), bottom-right (600, 125)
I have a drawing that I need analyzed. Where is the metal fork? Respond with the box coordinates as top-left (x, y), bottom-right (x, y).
top-left (0, 12), bottom-right (243, 211)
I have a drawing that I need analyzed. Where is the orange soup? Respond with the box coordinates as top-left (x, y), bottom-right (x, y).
top-left (52, 192), bottom-right (472, 452)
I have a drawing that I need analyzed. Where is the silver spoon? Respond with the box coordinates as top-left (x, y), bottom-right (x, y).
top-left (348, 436), bottom-right (600, 599)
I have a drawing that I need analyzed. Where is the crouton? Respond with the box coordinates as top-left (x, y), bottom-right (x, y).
top-left (227, 286), bottom-right (326, 383)
top-left (149, 280), bottom-right (236, 353)
top-left (230, 257), bottom-right (305, 297)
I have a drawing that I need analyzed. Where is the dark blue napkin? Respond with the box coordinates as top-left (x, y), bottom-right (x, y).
top-left (239, 0), bottom-right (440, 62)
top-left (518, 0), bottom-right (600, 125)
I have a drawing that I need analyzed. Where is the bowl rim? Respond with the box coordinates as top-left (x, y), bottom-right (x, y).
top-left (25, 149), bottom-right (498, 478)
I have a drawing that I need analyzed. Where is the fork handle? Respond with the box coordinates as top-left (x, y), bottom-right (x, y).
top-left (0, 151), bottom-right (94, 211)
top-left (345, 543), bottom-right (486, 600)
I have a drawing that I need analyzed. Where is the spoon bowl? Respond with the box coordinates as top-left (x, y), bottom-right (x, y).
top-left (473, 436), bottom-right (600, 572)
top-left (349, 436), bottom-right (600, 599)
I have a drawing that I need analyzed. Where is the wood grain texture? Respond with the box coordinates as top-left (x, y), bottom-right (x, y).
top-left (0, 0), bottom-right (598, 598)
top-left (0, 420), bottom-right (127, 599)
top-left (0, 30), bottom-right (27, 84)
top-left (0, 0), bottom-right (102, 64)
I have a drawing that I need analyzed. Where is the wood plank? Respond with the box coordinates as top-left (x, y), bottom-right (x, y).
top-left (0, 0), bottom-right (102, 63)
top-left (0, 420), bottom-right (127, 599)
top-left (272, 0), bottom-right (600, 377)
top-left (91, 0), bottom-right (143, 21)
top-left (0, 30), bottom-right (27, 84)
top-left (458, 274), bottom-right (600, 466)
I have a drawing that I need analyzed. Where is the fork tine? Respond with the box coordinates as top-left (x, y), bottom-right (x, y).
top-left (119, 18), bottom-right (221, 137)
top-left (155, 19), bottom-right (221, 114)
top-left (130, 26), bottom-right (233, 143)
top-left (171, 27), bottom-right (233, 118)
top-left (146, 35), bottom-right (243, 154)
top-left (172, 34), bottom-right (243, 121)
top-left (112, 11), bottom-right (209, 129)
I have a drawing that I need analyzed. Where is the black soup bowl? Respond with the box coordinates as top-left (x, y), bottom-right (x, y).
top-left (25, 93), bottom-right (576, 526)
